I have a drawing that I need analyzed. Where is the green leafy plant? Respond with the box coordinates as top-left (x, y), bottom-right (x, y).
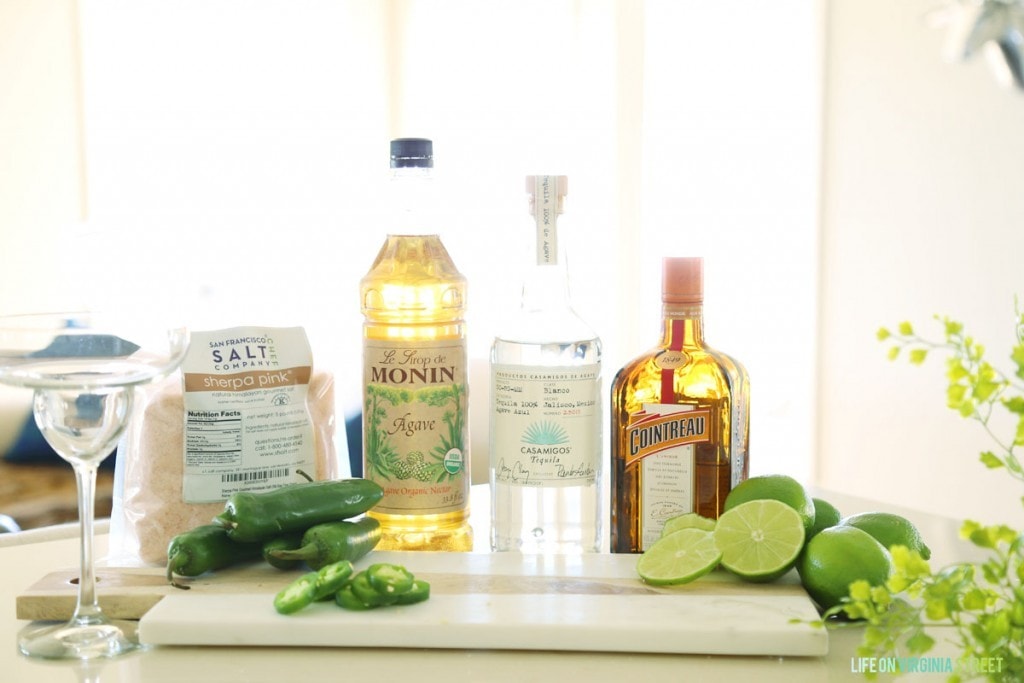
top-left (879, 308), bottom-right (1024, 482)
top-left (822, 304), bottom-right (1024, 681)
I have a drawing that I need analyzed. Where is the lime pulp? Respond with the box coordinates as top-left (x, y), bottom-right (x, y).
top-left (637, 528), bottom-right (722, 586)
top-left (714, 499), bottom-right (806, 583)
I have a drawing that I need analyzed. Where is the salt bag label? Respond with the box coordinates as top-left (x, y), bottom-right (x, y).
top-left (181, 326), bottom-right (316, 503)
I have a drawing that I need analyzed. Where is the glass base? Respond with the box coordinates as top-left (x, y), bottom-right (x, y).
top-left (18, 617), bottom-right (147, 660)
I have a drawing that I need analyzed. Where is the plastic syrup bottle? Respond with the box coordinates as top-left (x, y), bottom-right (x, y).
top-left (490, 175), bottom-right (603, 553)
top-left (610, 257), bottom-right (749, 553)
top-left (360, 138), bottom-right (472, 551)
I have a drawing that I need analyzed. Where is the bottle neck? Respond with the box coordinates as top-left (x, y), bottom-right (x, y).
top-left (521, 195), bottom-right (572, 311)
top-left (660, 302), bottom-right (705, 350)
top-left (388, 165), bottom-right (436, 236)
top-left (520, 178), bottom-right (577, 305)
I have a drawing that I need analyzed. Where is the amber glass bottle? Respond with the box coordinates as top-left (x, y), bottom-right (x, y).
top-left (610, 257), bottom-right (749, 553)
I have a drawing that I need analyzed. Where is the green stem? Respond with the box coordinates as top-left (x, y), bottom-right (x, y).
top-left (269, 544), bottom-right (317, 563)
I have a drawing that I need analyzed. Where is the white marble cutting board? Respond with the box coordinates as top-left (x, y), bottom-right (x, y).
top-left (137, 551), bottom-right (828, 656)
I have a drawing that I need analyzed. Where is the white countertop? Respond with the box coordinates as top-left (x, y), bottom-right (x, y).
top-left (0, 487), bottom-right (976, 682)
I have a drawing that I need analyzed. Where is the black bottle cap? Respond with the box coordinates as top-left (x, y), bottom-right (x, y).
top-left (390, 138), bottom-right (433, 168)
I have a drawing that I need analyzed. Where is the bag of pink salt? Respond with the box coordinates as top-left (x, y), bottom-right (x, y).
top-left (109, 326), bottom-right (341, 565)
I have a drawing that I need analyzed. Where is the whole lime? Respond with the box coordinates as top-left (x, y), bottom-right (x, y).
top-left (724, 474), bottom-right (816, 536)
top-left (840, 511), bottom-right (931, 560)
top-left (797, 525), bottom-right (894, 610)
top-left (808, 497), bottom-right (842, 539)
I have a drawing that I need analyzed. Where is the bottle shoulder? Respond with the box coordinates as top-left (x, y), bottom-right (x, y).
top-left (361, 235), bottom-right (467, 319)
top-left (361, 234), bottom-right (466, 283)
top-left (493, 306), bottom-right (600, 347)
top-left (612, 344), bottom-right (732, 392)
top-left (491, 335), bottom-right (602, 369)
top-left (617, 340), bottom-right (728, 369)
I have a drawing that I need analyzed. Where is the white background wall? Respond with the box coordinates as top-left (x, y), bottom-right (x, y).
top-left (2, 1), bottom-right (823, 488)
top-left (818, 0), bottom-right (1024, 527)
top-left (0, 1), bottom-right (84, 451)
top-left (3, 0), bottom-right (1022, 528)
top-left (0, 1), bottom-right (83, 310)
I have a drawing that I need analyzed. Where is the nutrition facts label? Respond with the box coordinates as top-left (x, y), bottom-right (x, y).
top-left (185, 411), bottom-right (243, 465)
top-left (180, 327), bottom-right (316, 503)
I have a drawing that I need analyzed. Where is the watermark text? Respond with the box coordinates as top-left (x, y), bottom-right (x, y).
top-left (851, 656), bottom-right (1004, 675)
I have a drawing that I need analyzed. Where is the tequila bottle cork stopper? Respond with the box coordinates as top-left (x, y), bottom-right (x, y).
top-left (662, 256), bottom-right (704, 304)
top-left (525, 175), bottom-right (569, 214)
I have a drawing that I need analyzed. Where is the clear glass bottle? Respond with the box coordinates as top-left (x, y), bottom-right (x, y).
top-left (721, 352), bottom-right (751, 489)
top-left (490, 175), bottom-right (603, 553)
top-left (360, 138), bottom-right (472, 551)
top-left (610, 256), bottom-right (748, 553)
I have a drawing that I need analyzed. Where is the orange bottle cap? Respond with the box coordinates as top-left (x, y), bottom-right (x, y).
top-left (662, 257), bottom-right (704, 304)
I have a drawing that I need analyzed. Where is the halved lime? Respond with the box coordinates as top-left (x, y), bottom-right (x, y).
top-left (724, 474), bottom-right (816, 536)
top-left (661, 512), bottom-right (717, 537)
top-left (637, 528), bottom-right (722, 586)
top-left (714, 499), bottom-right (806, 583)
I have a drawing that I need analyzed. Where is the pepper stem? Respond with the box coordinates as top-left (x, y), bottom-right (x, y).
top-left (212, 513), bottom-right (237, 530)
top-left (166, 551), bottom-right (192, 590)
top-left (268, 543), bottom-right (317, 562)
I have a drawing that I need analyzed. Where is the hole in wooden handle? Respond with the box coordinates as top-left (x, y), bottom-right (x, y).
top-left (68, 576), bottom-right (102, 586)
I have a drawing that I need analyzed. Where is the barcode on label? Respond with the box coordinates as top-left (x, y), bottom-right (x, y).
top-left (220, 468), bottom-right (290, 484)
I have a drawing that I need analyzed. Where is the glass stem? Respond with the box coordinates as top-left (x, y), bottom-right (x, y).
top-left (73, 461), bottom-right (103, 625)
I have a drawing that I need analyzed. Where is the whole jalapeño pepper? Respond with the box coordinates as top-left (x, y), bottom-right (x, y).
top-left (166, 524), bottom-right (262, 588)
top-left (214, 478), bottom-right (383, 543)
top-left (267, 516), bottom-right (381, 570)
